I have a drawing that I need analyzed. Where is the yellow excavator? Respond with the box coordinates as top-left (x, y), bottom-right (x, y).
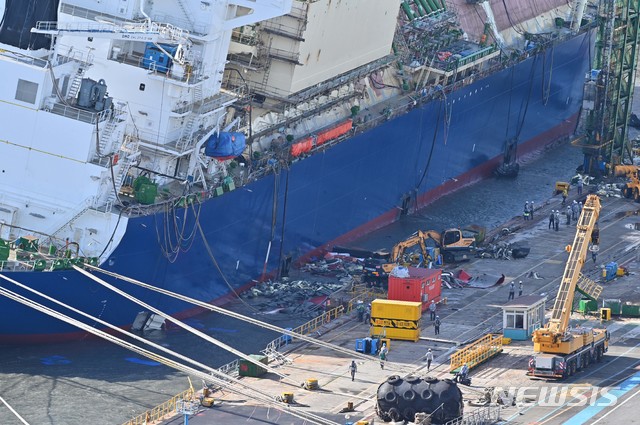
top-left (382, 229), bottom-right (476, 273)
top-left (528, 195), bottom-right (609, 379)
top-left (614, 165), bottom-right (640, 201)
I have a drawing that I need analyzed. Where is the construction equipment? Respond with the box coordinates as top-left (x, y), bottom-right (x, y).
top-left (614, 164), bottom-right (640, 201)
top-left (528, 195), bottom-right (609, 379)
top-left (386, 229), bottom-right (476, 269)
top-left (554, 181), bottom-right (570, 195)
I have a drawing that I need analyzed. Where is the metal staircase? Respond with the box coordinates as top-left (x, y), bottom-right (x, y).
top-left (105, 135), bottom-right (140, 206)
top-left (94, 114), bottom-right (121, 166)
top-left (49, 205), bottom-right (91, 242)
top-left (67, 67), bottom-right (88, 100)
top-left (176, 83), bottom-right (203, 152)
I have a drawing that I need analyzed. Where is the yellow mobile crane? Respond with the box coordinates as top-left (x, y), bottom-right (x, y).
top-left (528, 195), bottom-right (609, 379)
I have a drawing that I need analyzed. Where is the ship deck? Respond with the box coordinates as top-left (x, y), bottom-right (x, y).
top-left (154, 188), bottom-right (640, 424)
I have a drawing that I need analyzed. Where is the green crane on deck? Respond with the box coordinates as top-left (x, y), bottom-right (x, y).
top-left (577, 0), bottom-right (640, 175)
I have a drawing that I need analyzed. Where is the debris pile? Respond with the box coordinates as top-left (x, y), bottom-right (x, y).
top-left (238, 252), bottom-right (365, 315)
top-left (595, 182), bottom-right (623, 198)
top-left (477, 242), bottom-right (530, 260)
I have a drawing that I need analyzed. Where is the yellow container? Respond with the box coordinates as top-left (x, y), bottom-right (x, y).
top-left (371, 299), bottom-right (422, 321)
top-left (555, 181), bottom-right (570, 194)
top-left (370, 326), bottom-right (420, 342)
top-left (600, 308), bottom-right (611, 321)
top-left (380, 338), bottom-right (391, 351)
top-left (502, 337), bottom-right (512, 345)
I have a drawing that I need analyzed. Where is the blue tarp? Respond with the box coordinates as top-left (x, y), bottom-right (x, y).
top-left (0, 0), bottom-right (59, 50)
top-left (204, 132), bottom-right (246, 159)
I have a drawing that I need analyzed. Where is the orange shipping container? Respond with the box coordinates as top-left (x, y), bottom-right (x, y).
top-left (388, 267), bottom-right (441, 312)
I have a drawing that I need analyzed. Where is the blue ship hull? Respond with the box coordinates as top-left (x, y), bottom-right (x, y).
top-left (0, 31), bottom-right (594, 343)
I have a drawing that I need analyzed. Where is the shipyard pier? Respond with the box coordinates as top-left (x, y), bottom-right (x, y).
top-left (1, 0), bottom-right (640, 423)
top-left (2, 140), bottom-right (640, 425)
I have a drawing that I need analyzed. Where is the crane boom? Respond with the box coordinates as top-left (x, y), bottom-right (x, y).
top-left (529, 195), bottom-right (608, 380)
top-left (548, 195), bottom-right (601, 334)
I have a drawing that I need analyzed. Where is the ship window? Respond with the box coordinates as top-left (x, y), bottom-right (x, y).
top-left (15, 79), bottom-right (38, 104)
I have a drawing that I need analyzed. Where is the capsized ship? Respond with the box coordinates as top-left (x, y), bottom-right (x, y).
top-left (0, 0), bottom-right (595, 342)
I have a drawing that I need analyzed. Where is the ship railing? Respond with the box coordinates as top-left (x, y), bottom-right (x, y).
top-left (46, 103), bottom-right (111, 125)
top-left (171, 89), bottom-right (240, 116)
top-left (33, 20), bottom-right (189, 45)
top-left (0, 49), bottom-right (48, 68)
top-left (51, 43), bottom-right (93, 67)
top-left (110, 51), bottom-right (206, 84)
top-left (262, 45), bottom-right (302, 65)
top-left (122, 387), bottom-right (194, 425)
top-left (152, 13), bottom-right (208, 37)
top-left (258, 288), bottom-right (384, 357)
top-left (231, 29), bottom-right (260, 46)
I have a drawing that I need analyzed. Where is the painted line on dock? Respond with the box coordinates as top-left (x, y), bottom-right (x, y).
top-left (590, 387), bottom-right (640, 424)
top-left (504, 341), bottom-right (640, 423)
top-left (562, 370), bottom-right (640, 425)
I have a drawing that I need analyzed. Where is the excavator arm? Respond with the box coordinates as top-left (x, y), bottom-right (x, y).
top-left (390, 231), bottom-right (433, 263)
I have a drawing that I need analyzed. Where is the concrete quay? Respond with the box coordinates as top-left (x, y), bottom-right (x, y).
top-left (158, 192), bottom-right (640, 424)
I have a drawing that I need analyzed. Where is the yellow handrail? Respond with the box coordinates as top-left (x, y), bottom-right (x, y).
top-left (122, 387), bottom-right (194, 425)
top-left (449, 333), bottom-right (503, 372)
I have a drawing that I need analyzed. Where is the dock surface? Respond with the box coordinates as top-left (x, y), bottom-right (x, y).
top-left (156, 191), bottom-right (640, 424)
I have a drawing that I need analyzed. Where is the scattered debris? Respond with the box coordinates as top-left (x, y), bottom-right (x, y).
top-left (477, 242), bottom-right (530, 260)
top-left (527, 271), bottom-right (544, 280)
top-left (465, 273), bottom-right (504, 289)
top-left (595, 182), bottom-right (623, 198)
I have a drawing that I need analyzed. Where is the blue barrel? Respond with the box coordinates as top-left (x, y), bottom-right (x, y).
top-left (370, 338), bottom-right (379, 354)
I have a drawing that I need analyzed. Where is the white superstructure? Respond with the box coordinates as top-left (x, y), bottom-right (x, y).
top-left (0, 0), bottom-right (291, 262)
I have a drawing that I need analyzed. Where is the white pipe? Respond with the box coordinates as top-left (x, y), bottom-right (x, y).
top-left (571, 0), bottom-right (588, 32)
top-left (73, 266), bottom-right (294, 382)
top-left (0, 396), bottom-right (29, 425)
top-left (139, 0), bottom-right (151, 31)
top-left (480, 1), bottom-right (505, 49)
top-left (0, 279), bottom-right (334, 425)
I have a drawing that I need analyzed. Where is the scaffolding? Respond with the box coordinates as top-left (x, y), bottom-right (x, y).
top-left (578, 0), bottom-right (640, 173)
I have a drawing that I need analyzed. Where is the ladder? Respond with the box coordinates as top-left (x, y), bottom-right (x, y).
top-left (176, 83), bottom-right (203, 152)
top-left (67, 66), bottom-right (88, 100)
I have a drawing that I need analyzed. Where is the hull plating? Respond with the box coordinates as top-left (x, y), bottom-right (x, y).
top-left (0, 31), bottom-right (594, 342)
